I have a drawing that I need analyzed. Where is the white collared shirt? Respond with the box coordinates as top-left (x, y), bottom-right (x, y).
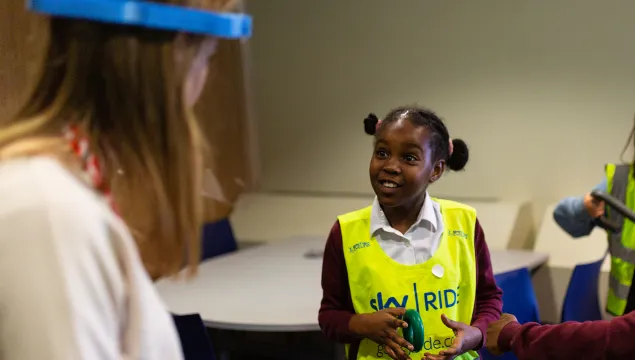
top-left (369, 192), bottom-right (444, 265)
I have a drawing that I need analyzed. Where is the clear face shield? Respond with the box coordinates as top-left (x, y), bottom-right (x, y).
top-left (29, 0), bottom-right (253, 211)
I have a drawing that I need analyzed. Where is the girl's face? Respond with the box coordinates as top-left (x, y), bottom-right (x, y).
top-left (184, 37), bottom-right (218, 107)
top-left (369, 119), bottom-right (445, 208)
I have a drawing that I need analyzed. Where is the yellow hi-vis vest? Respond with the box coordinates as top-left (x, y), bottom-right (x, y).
top-left (339, 198), bottom-right (478, 360)
top-left (605, 163), bottom-right (635, 316)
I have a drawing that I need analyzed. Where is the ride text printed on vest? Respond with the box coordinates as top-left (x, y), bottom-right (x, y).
top-left (369, 283), bottom-right (461, 356)
top-left (369, 283), bottom-right (460, 312)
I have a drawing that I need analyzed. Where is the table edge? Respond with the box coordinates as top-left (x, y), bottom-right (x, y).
top-left (202, 319), bottom-right (321, 332)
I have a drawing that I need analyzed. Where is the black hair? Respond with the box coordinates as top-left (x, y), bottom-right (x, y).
top-left (363, 107), bottom-right (469, 171)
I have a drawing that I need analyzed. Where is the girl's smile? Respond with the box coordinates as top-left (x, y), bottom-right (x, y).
top-left (377, 178), bottom-right (403, 194)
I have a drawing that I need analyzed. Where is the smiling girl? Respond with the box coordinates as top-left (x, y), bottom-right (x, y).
top-left (318, 107), bottom-right (502, 360)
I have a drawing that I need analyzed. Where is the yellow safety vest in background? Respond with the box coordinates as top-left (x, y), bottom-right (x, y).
top-left (605, 163), bottom-right (635, 316)
top-left (339, 199), bottom-right (479, 360)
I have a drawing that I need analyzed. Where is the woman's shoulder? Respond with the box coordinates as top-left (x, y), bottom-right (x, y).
top-left (0, 155), bottom-right (121, 266)
top-left (0, 157), bottom-right (183, 359)
top-left (0, 156), bottom-right (97, 205)
top-left (0, 156), bottom-right (111, 226)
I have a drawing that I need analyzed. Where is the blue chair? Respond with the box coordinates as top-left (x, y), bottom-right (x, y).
top-left (201, 218), bottom-right (238, 261)
top-left (172, 313), bottom-right (216, 360)
top-left (481, 267), bottom-right (540, 360)
top-left (496, 267), bottom-right (541, 324)
top-left (561, 257), bottom-right (605, 322)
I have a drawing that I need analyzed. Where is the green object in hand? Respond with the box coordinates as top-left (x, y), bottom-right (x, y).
top-left (402, 309), bottom-right (424, 353)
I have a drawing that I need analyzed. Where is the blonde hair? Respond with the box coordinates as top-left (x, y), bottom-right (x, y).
top-left (0, 0), bottom-right (237, 279)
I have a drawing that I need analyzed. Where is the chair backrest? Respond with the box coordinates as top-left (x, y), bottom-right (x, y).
top-left (171, 313), bottom-right (216, 360)
top-left (201, 218), bottom-right (237, 261)
top-left (496, 267), bottom-right (540, 324)
top-left (561, 256), bottom-right (605, 322)
top-left (481, 268), bottom-right (540, 360)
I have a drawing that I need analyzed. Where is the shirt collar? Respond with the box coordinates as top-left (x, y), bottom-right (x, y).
top-left (369, 192), bottom-right (437, 236)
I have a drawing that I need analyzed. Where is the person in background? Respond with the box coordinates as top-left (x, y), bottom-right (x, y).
top-left (552, 119), bottom-right (635, 316)
top-left (0, 0), bottom-right (249, 359)
top-left (485, 311), bottom-right (635, 359)
top-left (482, 120), bottom-right (635, 360)
top-left (318, 107), bottom-right (503, 360)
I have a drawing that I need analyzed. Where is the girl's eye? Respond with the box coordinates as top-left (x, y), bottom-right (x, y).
top-left (404, 154), bottom-right (418, 162)
top-left (376, 149), bottom-right (388, 158)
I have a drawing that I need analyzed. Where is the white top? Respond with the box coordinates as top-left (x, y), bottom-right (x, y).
top-left (370, 193), bottom-right (443, 265)
top-left (0, 157), bottom-right (183, 360)
top-left (156, 236), bottom-right (549, 331)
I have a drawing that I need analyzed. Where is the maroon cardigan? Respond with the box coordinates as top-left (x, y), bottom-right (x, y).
top-left (318, 218), bottom-right (503, 358)
top-left (498, 312), bottom-right (635, 359)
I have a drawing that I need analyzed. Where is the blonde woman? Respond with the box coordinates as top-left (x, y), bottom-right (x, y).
top-left (0, 0), bottom-right (251, 359)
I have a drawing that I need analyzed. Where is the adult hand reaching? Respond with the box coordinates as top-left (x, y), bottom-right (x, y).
top-left (485, 313), bottom-right (518, 355)
top-left (583, 192), bottom-right (605, 218)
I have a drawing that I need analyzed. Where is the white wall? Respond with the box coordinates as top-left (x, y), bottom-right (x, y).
top-left (246, 0), bottom-right (635, 214)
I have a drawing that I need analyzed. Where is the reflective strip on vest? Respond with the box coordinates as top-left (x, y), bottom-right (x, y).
top-left (609, 275), bottom-right (631, 299)
top-left (608, 164), bottom-right (633, 261)
top-left (606, 163), bottom-right (635, 315)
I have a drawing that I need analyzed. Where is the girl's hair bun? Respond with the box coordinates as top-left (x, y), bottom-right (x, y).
top-left (447, 138), bottom-right (469, 171)
top-left (364, 113), bottom-right (379, 135)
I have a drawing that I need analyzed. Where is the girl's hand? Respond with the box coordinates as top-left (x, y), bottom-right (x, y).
top-left (349, 308), bottom-right (414, 360)
top-left (424, 314), bottom-right (482, 360)
top-left (583, 192), bottom-right (605, 218)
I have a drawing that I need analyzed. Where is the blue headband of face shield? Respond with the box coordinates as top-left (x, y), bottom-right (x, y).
top-left (27, 0), bottom-right (252, 39)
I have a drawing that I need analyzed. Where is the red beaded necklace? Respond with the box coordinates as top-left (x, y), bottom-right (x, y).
top-left (63, 124), bottom-right (119, 214)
